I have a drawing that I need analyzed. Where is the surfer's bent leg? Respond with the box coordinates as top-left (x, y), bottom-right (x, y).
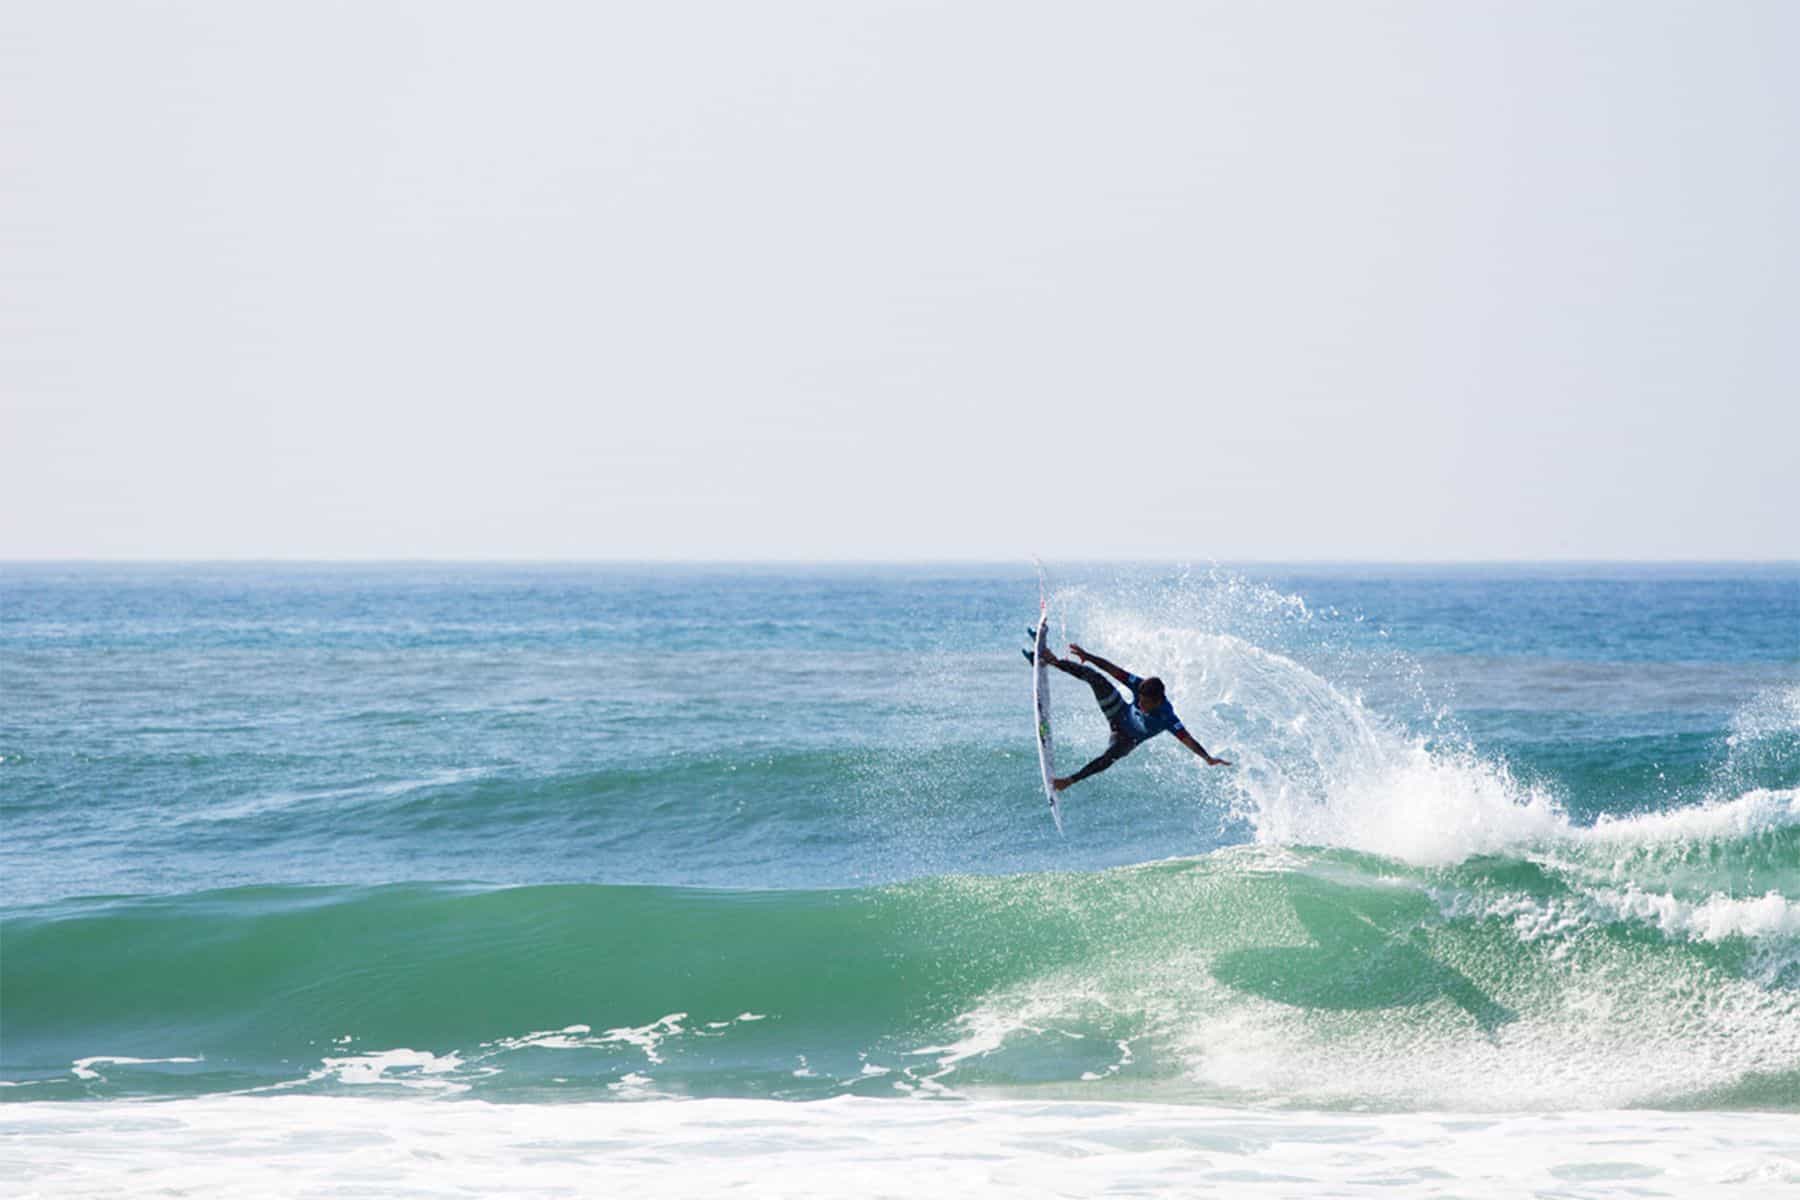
top-left (1063, 738), bottom-right (1133, 787)
top-left (1054, 661), bottom-right (1127, 723)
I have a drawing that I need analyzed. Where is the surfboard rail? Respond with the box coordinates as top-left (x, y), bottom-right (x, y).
top-left (1033, 596), bottom-right (1064, 834)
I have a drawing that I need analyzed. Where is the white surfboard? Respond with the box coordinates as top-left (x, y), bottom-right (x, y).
top-left (1032, 586), bottom-right (1064, 834)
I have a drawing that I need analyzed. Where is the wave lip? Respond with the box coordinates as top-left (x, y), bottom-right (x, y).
top-left (1584, 787), bottom-right (1800, 846)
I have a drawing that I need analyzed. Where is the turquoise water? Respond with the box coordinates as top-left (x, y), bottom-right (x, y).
top-left (3, 563), bottom-right (1797, 1110)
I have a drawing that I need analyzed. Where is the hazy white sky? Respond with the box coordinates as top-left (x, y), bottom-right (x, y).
top-left (4, 1), bottom-right (1796, 559)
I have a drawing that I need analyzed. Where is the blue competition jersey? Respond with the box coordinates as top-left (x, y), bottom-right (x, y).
top-left (1120, 674), bottom-right (1185, 744)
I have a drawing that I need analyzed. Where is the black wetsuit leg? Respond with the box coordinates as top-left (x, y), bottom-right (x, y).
top-left (1048, 661), bottom-right (1138, 785)
top-left (1064, 735), bottom-right (1135, 786)
top-left (1051, 660), bottom-right (1129, 727)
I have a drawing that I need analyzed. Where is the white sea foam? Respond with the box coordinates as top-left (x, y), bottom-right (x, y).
top-left (479, 1023), bottom-right (599, 1051)
top-left (306, 1048), bottom-right (469, 1092)
top-left (1584, 884), bottom-right (1800, 942)
top-left (481, 1012), bottom-right (694, 1063)
top-left (607, 1071), bottom-right (670, 1098)
top-left (70, 1055), bottom-right (202, 1081)
top-left (904, 985), bottom-right (1137, 1096)
top-left (295, 1012), bottom-right (774, 1096)
top-left (3, 1096), bottom-right (1796, 1199)
top-left (592, 1012), bottom-right (688, 1063)
top-left (1425, 872), bottom-right (1800, 986)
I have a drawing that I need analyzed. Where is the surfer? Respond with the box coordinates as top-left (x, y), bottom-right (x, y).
top-left (1027, 640), bottom-right (1231, 791)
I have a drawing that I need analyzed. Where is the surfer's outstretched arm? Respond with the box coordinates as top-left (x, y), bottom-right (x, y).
top-left (1175, 728), bottom-right (1232, 767)
top-left (1068, 644), bottom-right (1135, 688)
top-left (1054, 742), bottom-right (1131, 792)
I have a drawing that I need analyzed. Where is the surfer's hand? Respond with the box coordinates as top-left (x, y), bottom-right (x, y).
top-left (1068, 643), bottom-right (1090, 663)
top-left (1207, 756), bottom-right (1232, 767)
top-left (1052, 778), bottom-right (1071, 792)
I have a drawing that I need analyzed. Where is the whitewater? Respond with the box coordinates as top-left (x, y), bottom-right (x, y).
top-left (2, 563), bottom-right (1797, 1196)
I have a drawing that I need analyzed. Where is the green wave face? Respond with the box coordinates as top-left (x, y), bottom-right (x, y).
top-left (7, 835), bottom-right (1798, 1109)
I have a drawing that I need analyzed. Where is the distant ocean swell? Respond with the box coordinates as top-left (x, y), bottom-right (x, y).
top-left (7, 791), bottom-right (1797, 1110)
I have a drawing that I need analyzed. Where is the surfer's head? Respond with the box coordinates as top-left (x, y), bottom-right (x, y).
top-left (1137, 677), bottom-right (1166, 709)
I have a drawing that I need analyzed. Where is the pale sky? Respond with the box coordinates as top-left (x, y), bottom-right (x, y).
top-left (4, 1), bottom-right (1796, 560)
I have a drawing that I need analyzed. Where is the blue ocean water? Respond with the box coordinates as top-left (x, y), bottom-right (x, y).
top-left (2, 563), bottom-right (1797, 1116)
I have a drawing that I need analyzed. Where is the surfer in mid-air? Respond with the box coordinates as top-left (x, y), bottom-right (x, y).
top-left (1026, 638), bottom-right (1231, 791)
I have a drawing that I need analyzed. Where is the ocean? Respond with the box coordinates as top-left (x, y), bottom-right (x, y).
top-left (3, 562), bottom-right (1797, 1196)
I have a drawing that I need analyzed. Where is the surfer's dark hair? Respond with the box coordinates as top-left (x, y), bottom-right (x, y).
top-left (1140, 676), bottom-right (1166, 700)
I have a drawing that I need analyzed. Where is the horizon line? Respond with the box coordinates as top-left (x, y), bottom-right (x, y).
top-left (4, 556), bottom-right (1798, 568)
